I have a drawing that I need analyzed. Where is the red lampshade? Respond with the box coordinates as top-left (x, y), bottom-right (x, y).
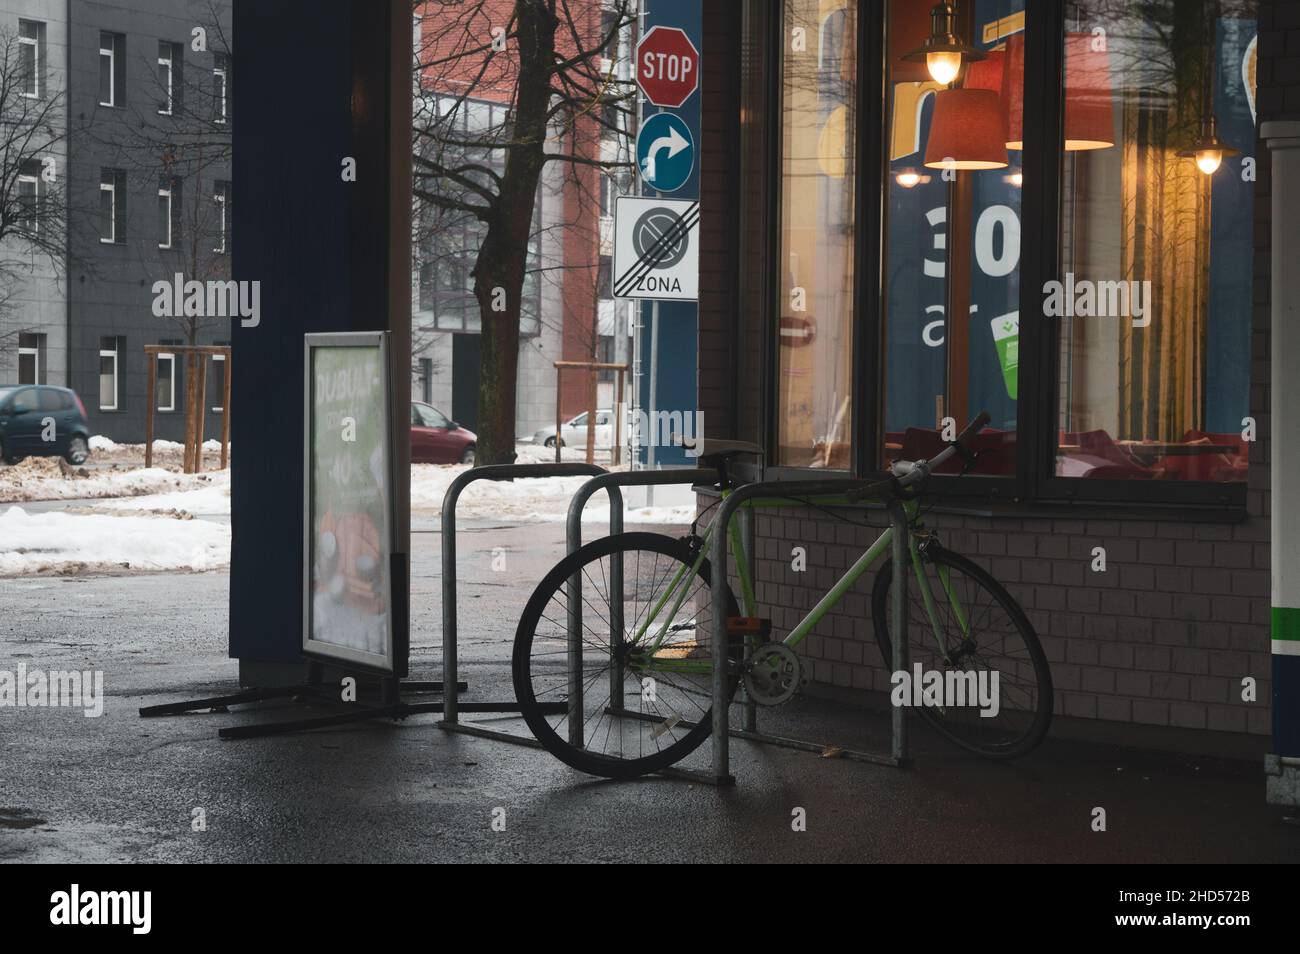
top-left (923, 87), bottom-right (1008, 170)
top-left (1004, 32), bottom-right (1114, 150)
top-left (963, 49), bottom-right (1005, 93)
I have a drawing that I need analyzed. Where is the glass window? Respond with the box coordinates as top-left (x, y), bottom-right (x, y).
top-left (19, 20), bottom-right (43, 98)
top-left (99, 338), bottom-right (119, 411)
top-left (213, 54), bottom-right (228, 123)
top-left (100, 32), bottom-right (123, 107)
top-left (1053, 0), bottom-right (1256, 483)
top-left (211, 353), bottom-right (227, 412)
top-left (417, 404), bottom-right (448, 428)
top-left (156, 353), bottom-right (175, 411)
top-left (158, 178), bottom-right (174, 248)
top-left (18, 333), bottom-right (42, 385)
top-left (774, 0), bottom-right (857, 469)
top-left (880, 0), bottom-right (1024, 478)
top-left (100, 169), bottom-right (125, 243)
top-left (17, 168), bottom-right (39, 233)
top-left (213, 181), bottom-right (230, 253)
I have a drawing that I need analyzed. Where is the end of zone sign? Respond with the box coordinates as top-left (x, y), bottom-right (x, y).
top-left (636, 25), bottom-right (700, 108)
top-left (613, 195), bottom-right (699, 301)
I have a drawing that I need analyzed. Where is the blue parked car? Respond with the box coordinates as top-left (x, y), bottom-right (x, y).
top-left (0, 385), bottom-right (92, 465)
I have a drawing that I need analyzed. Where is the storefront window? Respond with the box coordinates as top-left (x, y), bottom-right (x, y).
top-left (882, 0), bottom-right (1024, 477)
top-left (1053, 0), bottom-right (1256, 483)
top-left (774, 0), bottom-right (857, 469)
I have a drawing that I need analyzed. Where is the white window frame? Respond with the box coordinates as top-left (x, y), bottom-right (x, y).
top-left (100, 175), bottom-right (117, 243)
top-left (18, 21), bottom-right (40, 98)
top-left (156, 352), bottom-right (176, 412)
top-left (213, 56), bottom-right (227, 124)
top-left (17, 336), bottom-right (40, 385)
top-left (213, 183), bottom-right (227, 253)
top-left (211, 354), bottom-right (225, 412)
top-left (99, 33), bottom-right (117, 107)
top-left (158, 180), bottom-right (173, 248)
top-left (17, 173), bottom-right (39, 234)
top-left (158, 43), bottom-right (174, 115)
top-left (99, 344), bottom-right (119, 411)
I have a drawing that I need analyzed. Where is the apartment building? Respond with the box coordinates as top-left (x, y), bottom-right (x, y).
top-left (0, 0), bottom-right (232, 443)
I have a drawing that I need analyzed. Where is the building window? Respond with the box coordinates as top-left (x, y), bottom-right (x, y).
top-left (99, 337), bottom-right (120, 410)
top-left (17, 333), bottom-right (44, 385)
top-left (413, 94), bottom-right (542, 335)
top-left (156, 352), bottom-right (176, 411)
top-left (18, 20), bottom-right (44, 98)
top-left (211, 349), bottom-right (227, 412)
top-left (16, 162), bottom-right (41, 234)
top-left (419, 357), bottom-right (433, 404)
top-left (1051, 1), bottom-right (1255, 484)
top-left (100, 168), bottom-right (126, 243)
top-left (879, 0), bottom-right (1025, 478)
top-left (158, 41), bottom-right (182, 115)
top-left (99, 31), bottom-right (124, 107)
top-left (773, 0), bottom-right (857, 469)
top-left (213, 180), bottom-right (229, 253)
top-left (213, 53), bottom-right (228, 123)
top-left (158, 176), bottom-right (181, 248)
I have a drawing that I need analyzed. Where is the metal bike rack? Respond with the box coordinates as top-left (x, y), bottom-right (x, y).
top-left (439, 462), bottom-right (616, 747)
top-left (707, 480), bottom-right (912, 785)
top-left (564, 468), bottom-right (721, 784)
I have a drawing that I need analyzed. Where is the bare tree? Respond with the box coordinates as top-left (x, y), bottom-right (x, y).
top-left (413, 0), bottom-right (637, 464)
top-left (0, 25), bottom-right (68, 360)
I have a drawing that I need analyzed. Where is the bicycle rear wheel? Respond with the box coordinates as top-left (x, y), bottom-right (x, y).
top-left (872, 543), bottom-right (1053, 757)
top-left (512, 532), bottom-right (741, 779)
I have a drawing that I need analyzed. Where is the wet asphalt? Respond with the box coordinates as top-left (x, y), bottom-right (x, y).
top-left (1, 521), bottom-right (1297, 863)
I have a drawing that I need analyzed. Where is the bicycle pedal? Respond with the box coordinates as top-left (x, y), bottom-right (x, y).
top-left (726, 617), bottom-right (772, 639)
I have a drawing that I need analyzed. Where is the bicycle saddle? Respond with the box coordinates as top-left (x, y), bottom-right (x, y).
top-left (679, 438), bottom-right (764, 464)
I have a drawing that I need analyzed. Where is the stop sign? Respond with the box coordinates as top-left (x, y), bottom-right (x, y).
top-left (636, 26), bottom-right (700, 108)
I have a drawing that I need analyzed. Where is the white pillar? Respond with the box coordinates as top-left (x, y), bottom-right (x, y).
top-left (1262, 120), bottom-right (1300, 807)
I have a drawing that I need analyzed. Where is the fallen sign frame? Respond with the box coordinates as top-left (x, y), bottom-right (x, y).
top-left (612, 196), bottom-right (700, 301)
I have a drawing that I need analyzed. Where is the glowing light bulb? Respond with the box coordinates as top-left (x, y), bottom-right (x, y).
top-left (926, 50), bottom-right (963, 86)
top-left (1195, 148), bottom-right (1223, 175)
top-left (896, 170), bottom-right (922, 188)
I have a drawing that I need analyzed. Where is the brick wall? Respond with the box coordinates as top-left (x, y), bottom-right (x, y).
top-left (733, 503), bottom-right (1272, 734)
top-left (693, 1), bottom-right (1294, 740)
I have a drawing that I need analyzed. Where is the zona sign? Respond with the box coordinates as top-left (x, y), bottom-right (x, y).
top-left (636, 25), bottom-right (700, 109)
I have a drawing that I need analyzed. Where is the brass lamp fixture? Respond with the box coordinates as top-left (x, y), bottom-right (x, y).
top-left (901, 1), bottom-right (985, 87)
top-left (1179, 115), bottom-right (1239, 175)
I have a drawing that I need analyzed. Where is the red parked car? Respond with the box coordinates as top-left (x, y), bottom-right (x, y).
top-left (410, 402), bottom-right (476, 464)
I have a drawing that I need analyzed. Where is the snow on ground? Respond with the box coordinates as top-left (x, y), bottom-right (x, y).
top-left (0, 506), bottom-right (230, 576)
top-left (96, 470), bottom-right (232, 516)
top-left (0, 457), bottom-right (224, 504)
top-left (0, 442), bottom-right (692, 575)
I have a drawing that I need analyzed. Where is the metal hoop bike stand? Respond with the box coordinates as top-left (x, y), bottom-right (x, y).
top-left (564, 468), bottom-right (723, 783)
top-left (707, 480), bottom-right (913, 786)
top-left (438, 462), bottom-right (615, 747)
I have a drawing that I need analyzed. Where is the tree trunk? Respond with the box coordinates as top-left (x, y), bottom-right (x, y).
top-left (471, 0), bottom-right (557, 465)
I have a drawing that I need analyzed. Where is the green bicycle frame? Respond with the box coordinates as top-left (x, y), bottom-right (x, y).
top-left (633, 491), bottom-right (974, 674)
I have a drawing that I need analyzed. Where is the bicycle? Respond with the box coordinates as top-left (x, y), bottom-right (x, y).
top-left (512, 412), bottom-right (1053, 779)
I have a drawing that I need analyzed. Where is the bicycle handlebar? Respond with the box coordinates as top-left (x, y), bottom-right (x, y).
top-left (844, 410), bottom-right (991, 503)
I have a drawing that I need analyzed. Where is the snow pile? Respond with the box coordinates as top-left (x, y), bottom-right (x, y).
top-left (88, 435), bottom-right (119, 452)
top-left (97, 470), bottom-right (231, 516)
top-left (0, 459), bottom-right (217, 504)
top-left (408, 463), bottom-right (692, 523)
top-left (0, 506), bottom-right (230, 576)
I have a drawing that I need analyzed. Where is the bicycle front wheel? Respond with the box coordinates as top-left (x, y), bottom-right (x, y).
top-left (871, 543), bottom-right (1053, 758)
top-left (512, 532), bottom-right (741, 779)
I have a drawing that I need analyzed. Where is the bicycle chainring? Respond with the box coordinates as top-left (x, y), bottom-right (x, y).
top-left (743, 642), bottom-right (804, 706)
